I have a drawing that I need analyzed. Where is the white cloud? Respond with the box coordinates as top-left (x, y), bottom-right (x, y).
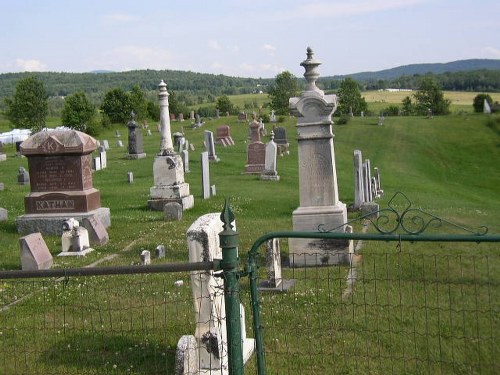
top-left (208, 40), bottom-right (221, 50)
top-left (16, 59), bottom-right (47, 72)
top-left (482, 46), bottom-right (500, 58)
top-left (281, 0), bottom-right (427, 19)
top-left (263, 44), bottom-right (276, 51)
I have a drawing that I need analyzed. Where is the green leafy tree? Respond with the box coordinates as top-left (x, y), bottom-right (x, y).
top-left (413, 77), bottom-right (450, 115)
top-left (401, 96), bottom-right (414, 115)
top-left (129, 84), bottom-right (148, 120)
top-left (337, 77), bottom-right (367, 116)
top-left (268, 71), bottom-right (299, 115)
top-left (473, 93), bottom-right (493, 113)
top-left (215, 95), bottom-right (235, 114)
top-left (61, 92), bottom-right (96, 132)
top-left (168, 91), bottom-right (189, 118)
top-left (100, 88), bottom-right (132, 124)
top-left (4, 76), bottom-right (48, 132)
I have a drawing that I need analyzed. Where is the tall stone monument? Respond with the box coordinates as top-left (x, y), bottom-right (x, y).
top-left (288, 47), bottom-right (351, 266)
top-left (126, 112), bottom-right (146, 159)
top-left (148, 80), bottom-right (194, 211)
top-left (15, 129), bottom-right (110, 235)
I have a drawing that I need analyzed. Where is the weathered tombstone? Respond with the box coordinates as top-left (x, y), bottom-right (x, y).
top-left (258, 119), bottom-right (266, 136)
top-left (238, 112), bottom-right (247, 122)
top-left (155, 244), bottom-right (166, 258)
top-left (148, 81), bottom-right (194, 211)
top-left (192, 114), bottom-right (202, 129)
top-left (102, 140), bottom-right (110, 150)
top-left (201, 152), bottom-right (211, 199)
top-left (81, 215), bottom-right (109, 246)
top-left (353, 150), bottom-right (365, 210)
top-left (116, 140), bottom-right (124, 147)
top-left (93, 156), bottom-right (101, 171)
top-left (270, 110), bottom-right (276, 123)
top-left (245, 121), bottom-right (265, 174)
top-left (176, 213), bottom-right (254, 374)
top-left (215, 109), bottom-right (220, 118)
top-left (204, 130), bottom-right (219, 162)
top-left (181, 149), bottom-right (190, 173)
top-left (127, 171), bottom-right (134, 183)
top-left (362, 159), bottom-right (372, 202)
top-left (273, 126), bottom-right (289, 155)
top-left (17, 166), bottom-right (30, 185)
top-left (260, 133), bottom-right (280, 181)
top-left (170, 113), bottom-right (176, 121)
top-left (178, 113), bottom-right (184, 121)
top-left (59, 218), bottom-right (93, 256)
top-left (173, 132), bottom-right (184, 150)
top-left (19, 232), bottom-right (53, 270)
top-left (210, 184), bottom-right (216, 196)
top-left (126, 112), bottom-right (147, 159)
top-left (16, 129), bottom-right (111, 235)
top-left (189, 110), bottom-right (195, 120)
top-left (374, 167), bottom-right (383, 196)
top-left (0, 207), bottom-right (7, 221)
top-left (215, 125), bottom-right (234, 146)
top-left (115, 130), bottom-right (121, 138)
top-left (163, 202), bottom-right (183, 221)
top-left (99, 147), bottom-right (107, 169)
top-left (140, 250), bottom-right (151, 265)
top-left (288, 47), bottom-right (352, 266)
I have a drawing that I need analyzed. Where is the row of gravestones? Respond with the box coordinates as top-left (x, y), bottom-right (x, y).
top-left (353, 149), bottom-right (383, 216)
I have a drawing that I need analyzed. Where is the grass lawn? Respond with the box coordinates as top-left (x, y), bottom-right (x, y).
top-left (0, 101), bottom-right (499, 373)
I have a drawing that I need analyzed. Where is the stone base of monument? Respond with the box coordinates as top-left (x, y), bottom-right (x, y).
top-left (58, 248), bottom-right (94, 257)
top-left (175, 335), bottom-right (254, 375)
top-left (260, 170), bottom-right (280, 181)
top-left (125, 153), bottom-right (147, 159)
top-left (289, 203), bottom-right (353, 267)
top-left (16, 207), bottom-right (111, 236)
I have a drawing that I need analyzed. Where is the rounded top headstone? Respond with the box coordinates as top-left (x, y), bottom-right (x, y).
top-left (20, 129), bottom-right (97, 155)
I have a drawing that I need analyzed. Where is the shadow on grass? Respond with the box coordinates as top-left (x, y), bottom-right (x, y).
top-left (41, 332), bottom-right (176, 374)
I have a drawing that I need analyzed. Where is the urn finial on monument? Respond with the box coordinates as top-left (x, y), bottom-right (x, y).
top-left (300, 46), bottom-right (322, 94)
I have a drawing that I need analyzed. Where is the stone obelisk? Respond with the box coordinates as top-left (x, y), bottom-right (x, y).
top-left (148, 80), bottom-right (194, 211)
top-left (288, 47), bottom-right (352, 266)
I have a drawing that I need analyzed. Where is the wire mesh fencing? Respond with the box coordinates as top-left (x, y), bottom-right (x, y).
top-left (248, 241), bottom-right (499, 375)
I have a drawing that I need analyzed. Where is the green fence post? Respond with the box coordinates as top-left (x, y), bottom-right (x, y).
top-left (219, 200), bottom-right (244, 375)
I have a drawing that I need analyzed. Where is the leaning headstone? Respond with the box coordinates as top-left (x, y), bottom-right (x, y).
top-left (16, 129), bottom-right (111, 235)
top-left (127, 171), bottom-right (134, 183)
top-left (140, 250), bottom-right (151, 265)
top-left (163, 202), bottom-right (183, 221)
top-left (176, 213), bottom-right (254, 374)
top-left (17, 166), bottom-right (30, 185)
top-left (19, 232), bottom-right (53, 270)
top-left (215, 125), bottom-right (235, 146)
top-left (126, 112), bottom-right (147, 159)
top-left (116, 140), bottom-right (124, 147)
top-left (204, 130), bottom-right (219, 162)
top-left (288, 47), bottom-right (351, 266)
top-left (0, 207), bottom-right (7, 221)
top-left (260, 133), bottom-right (280, 181)
top-left (201, 152), bottom-right (211, 199)
top-left (155, 244), bottom-right (166, 258)
top-left (353, 150), bottom-right (365, 210)
top-left (81, 215), bottom-right (109, 246)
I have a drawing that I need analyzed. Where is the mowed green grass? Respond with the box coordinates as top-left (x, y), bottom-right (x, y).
top-left (0, 105), bottom-right (499, 374)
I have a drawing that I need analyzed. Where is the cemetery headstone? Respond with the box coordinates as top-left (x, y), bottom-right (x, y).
top-left (163, 202), bottom-right (183, 221)
top-left (245, 121), bottom-right (265, 174)
top-left (99, 146), bottom-right (107, 169)
top-left (201, 152), bottom-right (211, 199)
top-left (353, 150), bottom-right (365, 210)
top-left (258, 119), bottom-right (266, 136)
top-left (0, 207), bottom-right (7, 221)
top-left (362, 159), bottom-right (372, 202)
top-left (140, 250), bottom-right (151, 265)
top-left (59, 218), bottom-right (93, 256)
top-left (273, 126), bottom-right (289, 155)
top-left (126, 112), bottom-right (146, 159)
top-left (374, 167), bottom-right (383, 196)
top-left (127, 171), bottom-right (134, 183)
top-left (16, 129), bottom-right (110, 235)
top-left (270, 110), bottom-right (277, 123)
top-left (189, 110), bottom-right (195, 120)
top-left (258, 238), bottom-right (295, 292)
top-left (260, 133), bottom-right (280, 181)
top-left (116, 140), bottom-right (124, 147)
top-left (155, 244), bottom-right (166, 258)
top-left (176, 213), bottom-right (254, 373)
top-left (17, 166), bottom-right (30, 185)
top-left (81, 215), bottom-right (109, 246)
top-left (484, 99), bottom-right (491, 114)
top-left (288, 47), bottom-right (351, 266)
top-left (181, 149), bottom-right (190, 173)
top-left (170, 113), bottom-right (176, 121)
top-left (178, 112), bottom-right (184, 121)
top-left (19, 232), bottom-right (53, 270)
top-left (204, 130), bottom-right (219, 162)
top-left (148, 80), bottom-right (194, 211)
top-left (378, 115), bottom-right (385, 126)
top-left (93, 156), bottom-right (101, 171)
top-left (215, 125), bottom-right (235, 146)
top-left (102, 140), bottom-right (110, 150)
top-left (115, 130), bottom-right (121, 138)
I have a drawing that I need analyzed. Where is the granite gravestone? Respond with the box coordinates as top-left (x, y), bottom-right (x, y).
top-left (204, 130), bottom-right (219, 162)
top-left (16, 129), bottom-right (110, 235)
top-left (260, 133), bottom-right (280, 181)
top-left (19, 232), bottom-right (53, 270)
top-left (273, 126), bottom-right (289, 155)
top-left (245, 120), bottom-right (265, 174)
top-left (288, 47), bottom-right (352, 266)
top-left (215, 125), bottom-right (235, 146)
top-left (126, 112), bottom-right (146, 159)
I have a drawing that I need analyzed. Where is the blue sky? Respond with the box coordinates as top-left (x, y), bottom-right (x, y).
top-left (0, 0), bottom-right (498, 78)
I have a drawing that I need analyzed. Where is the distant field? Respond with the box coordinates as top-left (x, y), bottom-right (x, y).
top-left (363, 90), bottom-right (500, 106)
